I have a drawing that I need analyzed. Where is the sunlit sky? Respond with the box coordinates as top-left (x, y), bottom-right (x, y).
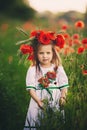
top-left (29, 0), bottom-right (87, 13)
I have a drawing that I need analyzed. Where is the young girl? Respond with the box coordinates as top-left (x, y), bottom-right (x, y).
top-left (19, 30), bottom-right (69, 130)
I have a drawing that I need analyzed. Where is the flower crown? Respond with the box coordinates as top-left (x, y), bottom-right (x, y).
top-left (16, 28), bottom-right (65, 64)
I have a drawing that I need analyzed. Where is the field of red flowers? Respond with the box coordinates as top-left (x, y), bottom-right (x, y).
top-left (0, 19), bottom-right (87, 130)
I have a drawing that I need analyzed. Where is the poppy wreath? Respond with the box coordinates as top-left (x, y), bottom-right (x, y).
top-left (16, 28), bottom-right (65, 62)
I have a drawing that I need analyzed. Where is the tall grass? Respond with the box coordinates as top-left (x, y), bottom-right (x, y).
top-left (0, 21), bottom-right (29, 130)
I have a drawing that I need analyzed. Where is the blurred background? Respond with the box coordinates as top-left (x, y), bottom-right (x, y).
top-left (0, 0), bottom-right (87, 130)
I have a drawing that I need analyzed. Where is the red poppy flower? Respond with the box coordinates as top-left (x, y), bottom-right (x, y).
top-left (20, 44), bottom-right (33, 54)
top-left (82, 70), bottom-right (87, 75)
top-left (30, 30), bottom-right (44, 38)
top-left (30, 30), bottom-right (38, 37)
top-left (39, 32), bottom-right (51, 45)
top-left (75, 20), bottom-right (85, 28)
top-left (77, 46), bottom-right (85, 54)
top-left (68, 39), bottom-right (73, 46)
top-left (48, 31), bottom-right (56, 40)
top-left (63, 33), bottom-right (70, 39)
top-left (47, 71), bottom-right (56, 79)
top-left (38, 77), bottom-right (50, 88)
top-left (55, 34), bottom-right (65, 48)
top-left (73, 34), bottom-right (80, 39)
top-left (64, 47), bottom-right (75, 55)
top-left (28, 54), bottom-right (34, 60)
top-left (61, 25), bottom-right (68, 30)
top-left (73, 39), bottom-right (80, 45)
top-left (1, 24), bottom-right (8, 31)
top-left (82, 38), bottom-right (87, 44)
top-left (84, 44), bottom-right (87, 49)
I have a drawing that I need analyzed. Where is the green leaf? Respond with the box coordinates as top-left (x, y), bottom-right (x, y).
top-left (16, 27), bottom-right (28, 36)
top-left (16, 37), bottom-right (35, 45)
top-left (16, 38), bottom-right (31, 45)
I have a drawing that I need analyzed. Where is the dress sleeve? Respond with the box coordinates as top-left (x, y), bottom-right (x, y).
top-left (26, 66), bottom-right (36, 91)
top-left (57, 66), bottom-right (69, 89)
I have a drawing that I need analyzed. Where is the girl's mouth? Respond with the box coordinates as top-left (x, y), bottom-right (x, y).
top-left (43, 59), bottom-right (48, 61)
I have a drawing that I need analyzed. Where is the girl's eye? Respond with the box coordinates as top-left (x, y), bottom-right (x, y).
top-left (47, 52), bottom-right (51, 54)
top-left (38, 52), bottom-right (51, 54)
top-left (39, 52), bottom-right (43, 54)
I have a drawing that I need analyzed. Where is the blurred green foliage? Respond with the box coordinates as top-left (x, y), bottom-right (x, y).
top-left (0, 0), bottom-right (36, 20)
top-left (0, 22), bottom-right (30, 130)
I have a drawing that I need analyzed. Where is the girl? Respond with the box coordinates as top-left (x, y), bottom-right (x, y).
top-left (19, 30), bottom-right (69, 130)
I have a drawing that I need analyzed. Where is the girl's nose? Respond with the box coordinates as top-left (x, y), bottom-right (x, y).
top-left (43, 53), bottom-right (47, 57)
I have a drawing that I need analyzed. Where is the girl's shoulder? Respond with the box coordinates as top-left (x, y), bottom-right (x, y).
top-left (27, 65), bottom-right (36, 73)
top-left (57, 65), bottom-right (63, 70)
top-left (29, 65), bottom-right (36, 69)
top-left (57, 65), bottom-right (65, 72)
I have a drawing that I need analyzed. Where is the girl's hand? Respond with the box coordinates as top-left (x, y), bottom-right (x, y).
top-left (59, 97), bottom-right (66, 107)
top-left (37, 100), bottom-right (44, 109)
top-left (29, 90), bottom-right (44, 109)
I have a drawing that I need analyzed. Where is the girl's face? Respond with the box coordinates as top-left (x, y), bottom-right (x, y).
top-left (37, 44), bottom-right (53, 67)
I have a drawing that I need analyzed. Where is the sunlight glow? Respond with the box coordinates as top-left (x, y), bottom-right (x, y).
top-left (29, 0), bottom-right (87, 13)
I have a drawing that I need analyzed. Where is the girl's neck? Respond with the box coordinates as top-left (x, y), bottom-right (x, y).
top-left (40, 63), bottom-right (52, 68)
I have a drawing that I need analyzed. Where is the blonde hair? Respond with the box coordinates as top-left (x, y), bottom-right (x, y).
top-left (52, 46), bottom-right (62, 66)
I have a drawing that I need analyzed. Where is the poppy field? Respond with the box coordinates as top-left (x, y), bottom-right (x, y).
top-left (0, 19), bottom-right (87, 130)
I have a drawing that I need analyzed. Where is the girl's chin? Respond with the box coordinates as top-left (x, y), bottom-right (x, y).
top-left (40, 63), bottom-right (51, 67)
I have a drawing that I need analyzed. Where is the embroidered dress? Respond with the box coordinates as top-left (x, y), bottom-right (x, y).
top-left (24, 64), bottom-right (69, 130)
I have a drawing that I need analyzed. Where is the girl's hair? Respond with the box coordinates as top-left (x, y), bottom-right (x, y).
top-left (32, 40), bottom-right (62, 71)
top-left (17, 29), bottom-right (65, 68)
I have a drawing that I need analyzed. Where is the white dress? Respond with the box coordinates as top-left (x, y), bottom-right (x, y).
top-left (24, 64), bottom-right (69, 130)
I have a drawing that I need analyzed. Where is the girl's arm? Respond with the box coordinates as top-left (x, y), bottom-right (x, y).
top-left (29, 89), bottom-right (43, 109)
top-left (60, 87), bottom-right (67, 99)
top-left (59, 87), bottom-right (68, 105)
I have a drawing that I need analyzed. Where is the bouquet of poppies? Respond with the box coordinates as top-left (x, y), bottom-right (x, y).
top-left (38, 71), bottom-right (56, 88)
